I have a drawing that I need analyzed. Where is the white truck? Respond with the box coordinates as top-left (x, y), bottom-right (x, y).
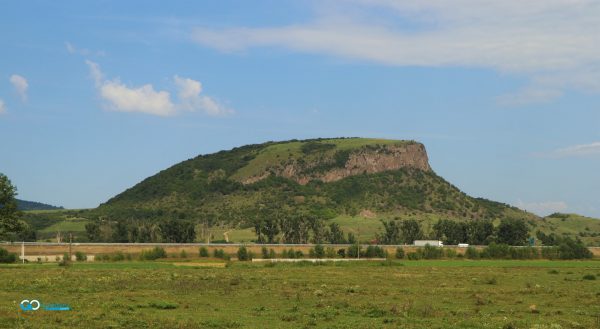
top-left (413, 240), bottom-right (443, 247)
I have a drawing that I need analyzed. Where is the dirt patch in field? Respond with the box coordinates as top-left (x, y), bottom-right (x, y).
top-left (172, 262), bottom-right (227, 268)
top-left (359, 209), bottom-right (376, 218)
top-left (393, 273), bottom-right (423, 278)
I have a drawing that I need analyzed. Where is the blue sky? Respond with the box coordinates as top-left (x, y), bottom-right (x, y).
top-left (1, 1), bottom-right (599, 217)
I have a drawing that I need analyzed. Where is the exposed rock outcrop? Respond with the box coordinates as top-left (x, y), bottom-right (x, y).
top-left (242, 143), bottom-right (431, 185)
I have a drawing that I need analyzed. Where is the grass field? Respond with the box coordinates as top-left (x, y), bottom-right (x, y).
top-left (2, 260), bottom-right (599, 328)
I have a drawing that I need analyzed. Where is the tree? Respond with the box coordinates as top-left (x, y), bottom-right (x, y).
top-left (85, 222), bottom-right (101, 242)
top-left (327, 223), bottom-right (346, 244)
top-left (495, 218), bottom-right (528, 246)
top-left (280, 214), bottom-right (310, 244)
top-left (310, 217), bottom-right (325, 244)
top-left (347, 232), bottom-right (356, 244)
top-left (466, 220), bottom-right (494, 245)
top-left (400, 219), bottom-right (423, 244)
top-left (158, 219), bottom-right (195, 243)
top-left (432, 219), bottom-right (467, 245)
top-left (379, 220), bottom-right (401, 244)
top-left (0, 173), bottom-right (25, 241)
top-left (111, 221), bottom-right (129, 243)
top-left (237, 246), bottom-right (251, 261)
top-left (262, 215), bottom-right (280, 243)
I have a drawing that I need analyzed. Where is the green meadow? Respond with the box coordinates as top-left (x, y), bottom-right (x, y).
top-left (2, 260), bottom-right (599, 328)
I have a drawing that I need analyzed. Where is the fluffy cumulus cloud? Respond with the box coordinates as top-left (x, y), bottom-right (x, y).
top-left (85, 61), bottom-right (229, 117)
top-left (516, 200), bottom-right (568, 216)
top-left (9, 74), bottom-right (28, 101)
top-left (86, 60), bottom-right (175, 116)
top-left (174, 75), bottom-right (231, 115)
top-left (0, 99), bottom-right (6, 114)
top-left (192, 0), bottom-right (600, 104)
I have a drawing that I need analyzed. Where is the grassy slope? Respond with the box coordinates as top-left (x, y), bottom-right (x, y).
top-left (537, 213), bottom-right (600, 246)
top-left (2, 261), bottom-right (599, 328)
top-left (22, 210), bottom-right (90, 242)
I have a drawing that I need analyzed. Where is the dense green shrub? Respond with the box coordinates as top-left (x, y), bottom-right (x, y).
top-left (110, 252), bottom-right (126, 261)
top-left (481, 243), bottom-right (511, 259)
top-left (395, 247), bottom-right (405, 259)
top-left (199, 247), bottom-right (209, 257)
top-left (326, 247), bottom-right (337, 258)
top-left (140, 247), bottom-right (166, 261)
top-left (58, 254), bottom-right (71, 267)
top-left (337, 248), bottom-right (346, 258)
top-left (407, 252), bottom-right (422, 260)
top-left (365, 245), bottom-right (386, 258)
top-left (347, 245), bottom-right (363, 258)
top-left (213, 249), bottom-right (229, 260)
top-left (509, 246), bottom-right (539, 259)
top-left (261, 247), bottom-right (270, 259)
top-left (0, 248), bottom-right (17, 263)
top-left (237, 246), bottom-right (252, 261)
top-left (445, 248), bottom-right (457, 258)
top-left (418, 245), bottom-right (443, 259)
top-left (96, 254), bottom-right (110, 261)
top-left (75, 251), bottom-right (87, 262)
top-left (313, 244), bottom-right (325, 258)
top-left (283, 248), bottom-right (303, 259)
top-left (465, 246), bottom-right (480, 259)
top-left (541, 247), bottom-right (559, 260)
top-left (557, 238), bottom-right (593, 259)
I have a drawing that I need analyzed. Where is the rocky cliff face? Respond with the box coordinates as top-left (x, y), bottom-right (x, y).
top-left (243, 143), bottom-right (431, 185)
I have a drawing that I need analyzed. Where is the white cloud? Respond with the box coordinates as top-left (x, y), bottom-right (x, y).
top-left (85, 61), bottom-right (230, 117)
top-left (9, 74), bottom-right (28, 101)
top-left (0, 99), bottom-right (6, 114)
top-left (174, 75), bottom-right (231, 116)
top-left (100, 81), bottom-right (176, 117)
top-left (191, 0), bottom-right (600, 104)
top-left (516, 200), bottom-right (568, 216)
top-left (86, 60), bottom-right (175, 116)
top-left (546, 142), bottom-right (600, 158)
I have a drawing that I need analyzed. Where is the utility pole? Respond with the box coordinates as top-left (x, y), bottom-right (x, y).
top-left (357, 227), bottom-right (360, 260)
top-left (69, 233), bottom-right (72, 261)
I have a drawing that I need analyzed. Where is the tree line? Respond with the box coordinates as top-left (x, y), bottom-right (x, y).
top-left (85, 219), bottom-right (195, 243)
top-left (253, 211), bottom-right (352, 244)
top-left (378, 218), bottom-right (530, 245)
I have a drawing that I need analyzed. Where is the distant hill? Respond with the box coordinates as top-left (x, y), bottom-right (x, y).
top-left (17, 199), bottom-right (64, 211)
top-left (537, 212), bottom-right (600, 246)
top-left (95, 137), bottom-right (536, 225)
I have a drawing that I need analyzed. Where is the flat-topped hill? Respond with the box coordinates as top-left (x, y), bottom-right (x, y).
top-left (95, 138), bottom-right (534, 225)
